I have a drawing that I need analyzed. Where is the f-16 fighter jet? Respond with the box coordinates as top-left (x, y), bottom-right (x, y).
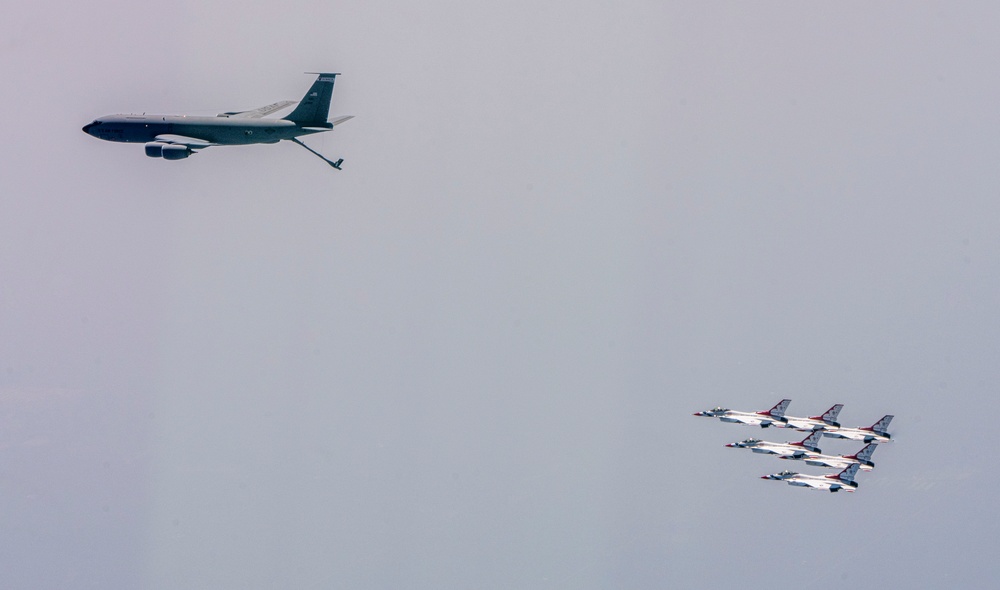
top-left (693, 399), bottom-right (790, 428)
top-left (822, 415), bottom-right (893, 443)
top-left (779, 404), bottom-right (844, 431)
top-left (83, 73), bottom-right (352, 169)
top-left (761, 463), bottom-right (861, 493)
top-left (784, 442), bottom-right (879, 472)
top-left (725, 430), bottom-right (823, 458)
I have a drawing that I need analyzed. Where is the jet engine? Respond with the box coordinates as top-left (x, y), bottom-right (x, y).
top-left (144, 142), bottom-right (165, 157)
top-left (161, 145), bottom-right (191, 160)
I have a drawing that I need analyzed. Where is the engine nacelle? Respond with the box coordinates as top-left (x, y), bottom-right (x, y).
top-left (161, 145), bottom-right (191, 160)
top-left (144, 142), bottom-right (166, 158)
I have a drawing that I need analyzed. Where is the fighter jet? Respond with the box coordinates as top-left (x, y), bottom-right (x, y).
top-left (779, 404), bottom-right (844, 431)
top-left (822, 415), bottom-right (893, 443)
top-left (783, 442), bottom-right (879, 472)
top-left (725, 430), bottom-right (823, 458)
top-left (761, 463), bottom-right (861, 493)
top-left (82, 73), bottom-right (352, 169)
top-left (693, 399), bottom-right (790, 428)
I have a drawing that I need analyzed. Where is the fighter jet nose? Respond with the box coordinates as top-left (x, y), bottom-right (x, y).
top-left (82, 123), bottom-right (93, 134)
top-left (724, 443), bottom-right (734, 447)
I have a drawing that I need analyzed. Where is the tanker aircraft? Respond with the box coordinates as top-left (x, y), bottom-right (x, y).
top-left (725, 430), bottom-right (823, 458)
top-left (693, 399), bottom-right (790, 428)
top-left (82, 73), bottom-right (352, 169)
top-left (822, 415), bottom-right (894, 443)
top-left (761, 463), bottom-right (861, 493)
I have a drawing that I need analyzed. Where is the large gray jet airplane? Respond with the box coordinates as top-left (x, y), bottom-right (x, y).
top-left (82, 73), bottom-right (352, 169)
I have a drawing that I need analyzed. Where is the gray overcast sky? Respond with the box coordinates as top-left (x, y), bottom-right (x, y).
top-left (2, 1), bottom-right (1000, 588)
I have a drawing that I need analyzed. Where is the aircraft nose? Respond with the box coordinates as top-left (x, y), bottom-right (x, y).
top-left (82, 122), bottom-right (94, 134)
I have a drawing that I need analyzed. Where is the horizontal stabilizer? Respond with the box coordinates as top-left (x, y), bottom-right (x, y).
top-left (298, 117), bottom-right (353, 133)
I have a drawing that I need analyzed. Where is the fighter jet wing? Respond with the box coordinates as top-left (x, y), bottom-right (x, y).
top-left (782, 418), bottom-right (819, 430)
top-left (777, 448), bottom-right (808, 458)
top-left (218, 100), bottom-right (297, 119)
top-left (721, 415), bottom-right (773, 427)
top-left (154, 134), bottom-right (217, 149)
top-left (797, 479), bottom-right (832, 490)
top-left (804, 457), bottom-right (842, 469)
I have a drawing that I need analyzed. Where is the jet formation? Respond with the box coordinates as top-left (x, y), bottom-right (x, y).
top-left (82, 73), bottom-right (352, 169)
top-left (695, 399), bottom-right (894, 493)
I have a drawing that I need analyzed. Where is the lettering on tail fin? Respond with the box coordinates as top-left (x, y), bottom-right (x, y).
top-left (801, 430), bottom-right (823, 451)
top-left (870, 415), bottom-right (893, 435)
top-left (837, 463), bottom-right (860, 482)
top-left (820, 404), bottom-right (844, 424)
top-left (767, 399), bottom-right (792, 418)
top-left (854, 443), bottom-right (877, 462)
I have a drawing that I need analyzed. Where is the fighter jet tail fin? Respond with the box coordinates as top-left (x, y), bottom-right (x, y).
top-left (812, 404), bottom-right (844, 425)
top-left (868, 415), bottom-right (893, 435)
top-left (765, 399), bottom-right (791, 419)
top-left (836, 463), bottom-right (860, 483)
top-left (284, 73), bottom-right (340, 126)
top-left (851, 443), bottom-right (878, 463)
top-left (799, 430), bottom-right (823, 452)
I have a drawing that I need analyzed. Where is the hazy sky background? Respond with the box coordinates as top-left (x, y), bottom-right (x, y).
top-left (3, 1), bottom-right (1000, 588)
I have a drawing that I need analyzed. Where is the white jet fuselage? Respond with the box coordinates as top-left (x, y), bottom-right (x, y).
top-left (800, 452), bottom-right (874, 471)
top-left (730, 440), bottom-right (809, 457)
top-left (822, 427), bottom-right (891, 443)
top-left (779, 404), bottom-right (844, 431)
top-left (782, 416), bottom-right (835, 431)
top-left (719, 412), bottom-right (784, 427)
top-left (762, 471), bottom-right (858, 492)
top-left (726, 431), bottom-right (822, 457)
